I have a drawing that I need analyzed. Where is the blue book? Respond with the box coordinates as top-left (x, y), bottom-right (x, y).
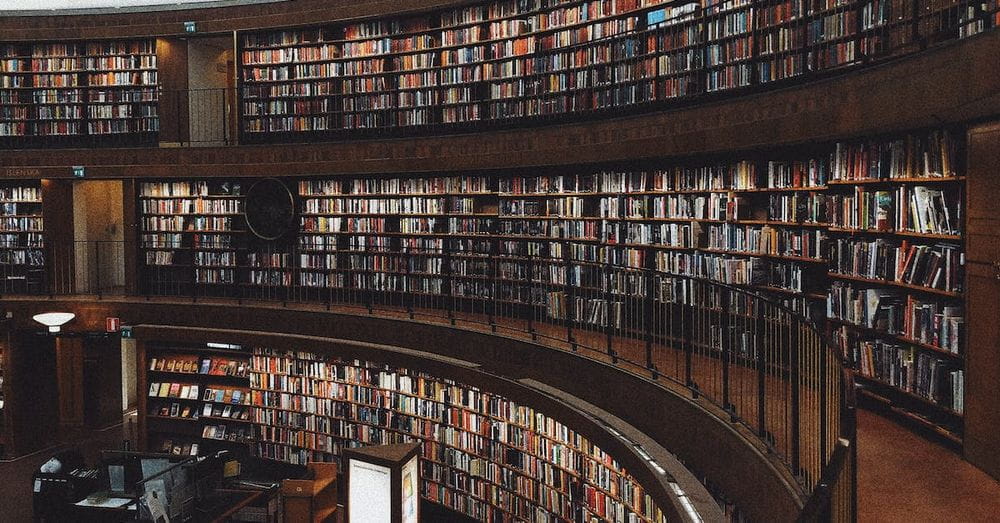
top-left (647, 9), bottom-right (667, 26)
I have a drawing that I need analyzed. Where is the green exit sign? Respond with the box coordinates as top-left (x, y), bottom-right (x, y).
top-left (72, 166), bottom-right (85, 178)
top-left (184, 21), bottom-right (197, 33)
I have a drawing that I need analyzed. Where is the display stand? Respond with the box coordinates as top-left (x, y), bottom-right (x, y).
top-left (344, 442), bottom-right (420, 523)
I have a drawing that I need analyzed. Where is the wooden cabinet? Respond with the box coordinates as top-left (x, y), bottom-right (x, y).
top-left (963, 122), bottom-right (1000, 481)
top-left (281, 462), bottom-right (338, 523)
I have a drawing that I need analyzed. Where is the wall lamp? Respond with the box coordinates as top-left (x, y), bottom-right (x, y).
top-left (32, 312), bottom-right (76, 333)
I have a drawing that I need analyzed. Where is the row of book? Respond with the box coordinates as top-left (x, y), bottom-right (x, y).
top-left (835, 327), bottom-right (964, 412)
top-left (140, 181), bottom-right (242, 198)
top-left (827, 239), bottom-right (963, 293)
top-left (148, 355), bottom-right (250, 377)
top-left (0, 233), bottom-right (43, 248)
top-left (827, 282), bottom-right (964, 354)
top-left (826, 186), bottom-right (961, 235)
top-left (148, 400), bottom-right (252, 421)
top-left (0, 186), bottom-right (41, 202)
top-left (0, 41), bottom-right (157, 138)
top-left (244, 349), bottom-right (665, 522)
top-left (141, 199), bottom-right (243, 215)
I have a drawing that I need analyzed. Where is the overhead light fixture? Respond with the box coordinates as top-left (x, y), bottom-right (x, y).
top-left (33, 312), bottom-right (76, 333)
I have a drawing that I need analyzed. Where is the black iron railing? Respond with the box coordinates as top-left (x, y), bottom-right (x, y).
top-left (4, 239), bottom-right (856, 520)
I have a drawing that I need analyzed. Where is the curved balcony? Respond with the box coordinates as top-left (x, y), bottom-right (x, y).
top-left (2, 240), bottom-right (856, 521)
top-left (0, 0), bottom-right (997, 155)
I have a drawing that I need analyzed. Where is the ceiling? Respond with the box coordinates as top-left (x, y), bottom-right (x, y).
top-left (2, 0), bottom-right (280, 12)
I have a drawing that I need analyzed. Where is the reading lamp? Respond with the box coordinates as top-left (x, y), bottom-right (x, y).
top-left (32, 312), bottom-right (76, 333)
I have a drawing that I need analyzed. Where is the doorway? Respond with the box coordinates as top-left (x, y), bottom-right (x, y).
top-left (187, 36), bottom-right (236, 145)
top-left (72, 180), bottom-right (125, 295)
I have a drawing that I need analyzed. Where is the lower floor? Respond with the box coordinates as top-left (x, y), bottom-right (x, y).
top-left (1, 408), bottom-right (998, 522)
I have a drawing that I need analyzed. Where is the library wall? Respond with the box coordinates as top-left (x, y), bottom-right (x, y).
top-left (142, 341), bottom-right (679, 521)
top-left (1, 28), bottom-right (998, 179)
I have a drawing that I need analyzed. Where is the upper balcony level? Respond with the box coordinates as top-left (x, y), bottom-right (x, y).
top-left (0, 0), bottom-right (997, 167)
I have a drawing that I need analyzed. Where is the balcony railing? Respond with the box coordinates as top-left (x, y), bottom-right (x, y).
top-left (4, 239), bottom-right (856, 520)
top-left (0, 0), bottom-right (995, 150)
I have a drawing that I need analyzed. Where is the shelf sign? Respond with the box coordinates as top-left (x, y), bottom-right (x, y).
top-left (106, 317), bottom-right (121, 332)
top-left (72, 166), bottom-right (85, 178)
top-left (184, 21), bottom-right (197, 33)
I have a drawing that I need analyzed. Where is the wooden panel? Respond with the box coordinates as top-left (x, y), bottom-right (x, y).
top-left (8, 331), bottom-right (59, 456)
top-left (55, 337), bottom-right (85, 427)
top-left (83, 335), bottom-right (123, 428)
top-left (41, 180), bottom-right (75, 293)
top-left (122, 179), bottom-right (139, 295)
top-left (963, 122), bottom-right (1000, 481)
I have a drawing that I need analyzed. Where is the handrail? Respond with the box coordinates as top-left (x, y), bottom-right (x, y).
top-left (1, 238), bottom-right (857, 520)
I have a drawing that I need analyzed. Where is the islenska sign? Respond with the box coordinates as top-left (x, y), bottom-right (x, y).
top-left (3, 0), bottom-right (279, 11)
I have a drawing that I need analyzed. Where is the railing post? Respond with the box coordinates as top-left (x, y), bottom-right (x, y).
top-left (721, 289), bottom-right (733, 419)
top-left (564, 244), bottom-right (576, 351)
top-left (791, 321), bottom-right (802, 477)
top-left (757, 302), bottom-right (769, 445)
top-left (96, 241), bottom-right (102, 299)
top-left (445, 242), bottom-right (455, 326)
top-left (605, 259), bottom-right (615, 364)
top-left (685, 278), bottom-right (697, 398)
top-left (644, 260), bottom-right (657, 379)
top-left (489, 238), bottom-right (497, 333)
top-left (405, 245), bottom-right (414, 320)
top-left (819, 336), bottom-right (829, 468)
top-left (527, 252), bottom-right (535, 340)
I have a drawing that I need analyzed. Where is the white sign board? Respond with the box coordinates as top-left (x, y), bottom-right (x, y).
top-left (348, 459), bottom-right (392, 523)
top-left (401, 455), bottom-right (419, 523)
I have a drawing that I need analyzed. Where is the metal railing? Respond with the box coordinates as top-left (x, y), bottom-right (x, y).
top-left (4, 239), bottom-right (856, 520)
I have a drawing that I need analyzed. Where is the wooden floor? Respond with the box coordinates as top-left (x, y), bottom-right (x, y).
top-left (856, 408), bottom-right (1000, 522)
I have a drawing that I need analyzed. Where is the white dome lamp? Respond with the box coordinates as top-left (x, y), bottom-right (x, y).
top-left (32, 312), bottom-right (76, 333)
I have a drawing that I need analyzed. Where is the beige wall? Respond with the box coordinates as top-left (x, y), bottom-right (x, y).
top-left (73, 180), bottom-right (125, 292)
top-left (187, 36), bottom-right (234, 144)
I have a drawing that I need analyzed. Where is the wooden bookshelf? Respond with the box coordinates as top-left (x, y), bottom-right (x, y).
top-left (0, 181), bottom-right (44, 294)
top-left (0, 39), bottom-right (157, 145)
top-left (237, 0), bottom-right (900, 140)
top-left (138, 181), bottom-right (245, 297)
top-left (139, 342), bottom-right (252, 457)
top-left (249, 348), bottom-right (670, 522)
top-left (133, 128), bottom-right (965, 440)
